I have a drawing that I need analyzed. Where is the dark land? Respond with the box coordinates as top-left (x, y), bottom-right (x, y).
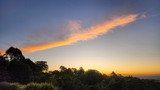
top-left (0, 47), bottom-right (160, 90)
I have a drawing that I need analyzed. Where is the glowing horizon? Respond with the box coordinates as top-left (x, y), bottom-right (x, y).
top-left (48, 64), bottom-right (160, 76)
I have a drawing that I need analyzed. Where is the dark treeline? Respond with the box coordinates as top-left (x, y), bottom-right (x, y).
top-left (0, 47), bottom-right (160, 90)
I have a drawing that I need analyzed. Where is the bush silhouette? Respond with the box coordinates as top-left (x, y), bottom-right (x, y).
top-left (0, 82), bottom-right (19, 90)
top-left (25, 83), bottom-right (57, 90)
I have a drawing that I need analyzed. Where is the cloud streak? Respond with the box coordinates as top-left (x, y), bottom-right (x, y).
top-left (22, 14), bottom-right (139, 53)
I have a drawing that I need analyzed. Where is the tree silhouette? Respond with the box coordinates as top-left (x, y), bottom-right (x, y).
top-left (35, 61), bottom-right (48, 72)
top-left (0, 55), bottom-right (10, 82)
top-left (8, 60), bottom-right (33, 84)
top-left (0, 47), bottom-right (160, 90)
top-left (6, 47), bottom-right (25, 60)
top-left (81, 70), bottom-right (103, 85)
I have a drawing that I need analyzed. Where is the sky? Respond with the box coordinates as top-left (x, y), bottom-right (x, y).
top-left (0, 0), bottom-right (160, 75)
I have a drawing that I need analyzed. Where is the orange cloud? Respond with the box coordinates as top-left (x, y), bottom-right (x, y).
top-left (0, 49), bottom-right (5, 55)
top-left (22, 14), bottom-right (139, 53)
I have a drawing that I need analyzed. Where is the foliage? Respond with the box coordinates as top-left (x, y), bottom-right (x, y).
top-left (0, 55), bottom-right (10, 82)
top-left (35, 61), bottom-right (48, 72)
top-left (47, 66), bottom-right (160, 90)
top-left (0, 47), bottom-right (48, 84)
top-left (25, 82), bottom-right (58, 90)
top-left (0, 47), bottom-right (160, 90)
top-left (81, 70), bottom-right (103, 85)
top-left (0, 82), bottom-right (19, 90)
top-left (8, 60), bottom-right (33, 84)
top-left (0, 82), bottom-right (58, 90)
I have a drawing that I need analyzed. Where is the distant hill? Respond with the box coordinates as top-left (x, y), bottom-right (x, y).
top-left (135, 75), bottom-right (160, 81)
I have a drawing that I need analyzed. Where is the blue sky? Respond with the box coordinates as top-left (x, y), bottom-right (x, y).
top-left (0, 0), bottom-right (160, 75)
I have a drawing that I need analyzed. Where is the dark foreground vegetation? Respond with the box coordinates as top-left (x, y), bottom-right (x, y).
top-left (0, 82), bottom-right (58, 90)
top-left (0, 47), bottom-right (160, 90)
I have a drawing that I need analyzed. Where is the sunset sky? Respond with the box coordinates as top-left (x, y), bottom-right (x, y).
top-left (0, 0), bottom-right (160, 75)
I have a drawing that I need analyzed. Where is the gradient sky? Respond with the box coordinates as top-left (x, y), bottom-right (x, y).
top-left (0, 0), bottom-right (160, 75)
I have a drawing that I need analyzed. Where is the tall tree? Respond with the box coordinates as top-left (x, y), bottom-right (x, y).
top-left (6, 47), bottom-right (25, 60)
top-left (35, 61), bottom-right (48, 72)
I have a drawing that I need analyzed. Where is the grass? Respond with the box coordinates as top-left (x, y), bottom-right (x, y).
top-left (25, 82), bottom-right (58, 90)
top-left (0, 82), bottom-right (19, 90)
top-left (0, 82), bottom-right (59, 90)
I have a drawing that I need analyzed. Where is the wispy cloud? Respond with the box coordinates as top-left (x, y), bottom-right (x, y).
top-left (22, 14), bottom-right (140, 53)
top-left (67, 20), bottom-right (82, 32)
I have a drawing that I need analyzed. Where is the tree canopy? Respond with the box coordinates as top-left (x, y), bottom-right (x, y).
top-left (0, 47), bottom-right (160, 90)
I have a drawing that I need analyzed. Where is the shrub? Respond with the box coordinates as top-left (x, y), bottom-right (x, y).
top-left (0, 82), bottom-right (19, 90)
top-left (25, 82), bottom-right (58, 90)
top-left (0, 82), bottom-right (59, 90)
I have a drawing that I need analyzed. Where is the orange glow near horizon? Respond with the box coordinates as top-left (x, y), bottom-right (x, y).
top-left (48, 65), bottom-right (160, 76)
top-left (0, 49), bottom-right (5, 55)
top-left (21, 14), bottom-right (139, 53)
top-left (101, 66), bottom-right (160, 75)
top-left (100, 63), bottom-right (160, 75)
